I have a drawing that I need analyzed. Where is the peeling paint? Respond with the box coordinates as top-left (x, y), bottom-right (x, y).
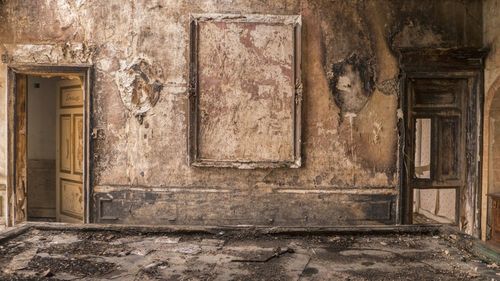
top-left (0, 0), bottom-right (486, 226)
top-left (376, 79), bottom-right (399, 96)
top-left (329, 54), bottom-right (375, 115)
top-left (4, 43), bottom-right (96, 64)
top-left (115, 56), bottom-right (164, 120)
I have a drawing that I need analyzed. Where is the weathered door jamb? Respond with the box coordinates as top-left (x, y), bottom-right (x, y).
top-left (6, 64), bottom-right (93, 226)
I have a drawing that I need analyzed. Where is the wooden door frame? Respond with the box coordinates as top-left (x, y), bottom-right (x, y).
top-left (6, 64), bottom-right (93, 226)
top-left (397, 48), bottom-right (488, 237)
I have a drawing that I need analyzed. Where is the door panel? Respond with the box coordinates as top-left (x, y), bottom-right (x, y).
top-left (60, 115), bottom-right (72, 173)
top-left (56, 81), bottom-right (84, 223)
top-left (439, 117), bottom-right (461, 181)
top-left (73, 114), bottom-right (84, 174)
top-left (412, 79), bottom-right (462, 108)
top-left (60, 179), bottom-right (83, 219)
top-left (61, 86), bottom-right (84, 107)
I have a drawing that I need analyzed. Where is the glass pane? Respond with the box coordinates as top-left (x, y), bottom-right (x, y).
top-left (414, 118), bottom-right (431, 179)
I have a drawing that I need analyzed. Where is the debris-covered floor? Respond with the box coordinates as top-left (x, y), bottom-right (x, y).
top-left (0, 228), bottom-right (498, 281)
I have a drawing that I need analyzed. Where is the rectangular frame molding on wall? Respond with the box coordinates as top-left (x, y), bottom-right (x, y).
top-left (6, 64), bottom-right (93, 226)
top-left (188, 14), bottom-right (303, 169)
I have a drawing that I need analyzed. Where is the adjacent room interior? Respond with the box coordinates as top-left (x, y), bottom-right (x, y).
top-left (412, 118), bottom-right (457, 225)
top-left (25, 75), bottom-right (84, 223)
top-left (402, 73), bottom-right (477, 228)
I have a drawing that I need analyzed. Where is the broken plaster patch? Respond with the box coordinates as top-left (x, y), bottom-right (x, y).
top-left (328, 53), bottom-right (375, 114)
top-left (391, 20), bottom-right (445, 48)
top-left (376, 78), bottom-right (399, 96)
top-left (7, 43), bottom-right (95, 64)
top-left (116, 57), bottom-right (164, 120)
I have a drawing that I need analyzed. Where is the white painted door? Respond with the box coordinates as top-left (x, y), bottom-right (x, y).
top-left (56, 79), bottom-right (84, 223)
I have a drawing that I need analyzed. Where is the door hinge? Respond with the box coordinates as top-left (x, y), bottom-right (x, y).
top-left (91, 128), bottom-right (104, 140)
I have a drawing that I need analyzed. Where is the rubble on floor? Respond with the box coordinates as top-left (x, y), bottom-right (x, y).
top-left (0, 228), bottom-right (498, 280)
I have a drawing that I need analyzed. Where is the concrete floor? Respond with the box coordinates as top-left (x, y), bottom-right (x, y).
top-left (0, 228), bottom-right (498, 280)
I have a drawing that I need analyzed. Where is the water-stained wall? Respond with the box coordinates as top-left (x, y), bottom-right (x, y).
top-left (0, 0), bottom-right (483, 226)
top-left (482, 0), bottom-right (500, 240)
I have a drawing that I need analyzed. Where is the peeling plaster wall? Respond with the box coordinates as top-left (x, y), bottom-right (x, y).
top-left (482, 0), bottom-right (500, 239)
top-left (0, 0), bottom-right (484, 226)
top-left (484, 0), bottom-right (500, 100)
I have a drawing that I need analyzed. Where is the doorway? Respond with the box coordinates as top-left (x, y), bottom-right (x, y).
top-left (406, 79), bottom-right (464, 226)
top-left (399, 48), bottom-right (487, 237)
top-left (26, 75), bottom-right (84, 222)
top-left (7, 65), bottom-right (91, 226)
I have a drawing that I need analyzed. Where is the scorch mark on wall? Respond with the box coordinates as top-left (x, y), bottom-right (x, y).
top-left (328, 54), bottom-right (375, 115)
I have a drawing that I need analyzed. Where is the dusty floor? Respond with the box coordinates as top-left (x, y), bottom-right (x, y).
top-left (0, 228), bottom-right (498, 281)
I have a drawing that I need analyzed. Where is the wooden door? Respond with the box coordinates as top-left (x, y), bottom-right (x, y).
top-left (56, 79), bottom-right (84, 223)
top-left (405, 77), bottom-right (469, 225)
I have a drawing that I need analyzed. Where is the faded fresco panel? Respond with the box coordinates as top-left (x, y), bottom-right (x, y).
top-left (196, 18), bottom-right (296, 163)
